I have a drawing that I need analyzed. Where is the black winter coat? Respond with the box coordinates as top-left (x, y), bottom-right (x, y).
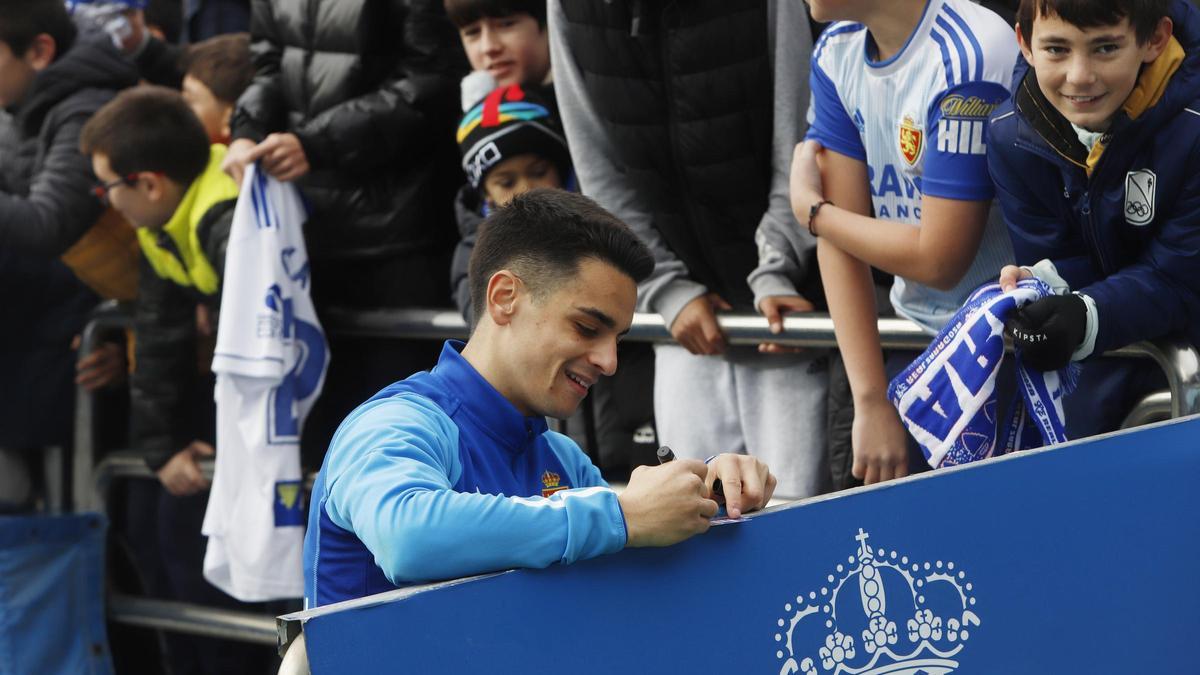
top-left (232, 0), bottom-right (467, 260)
top-left (131, 200), bottom-right (236, 470)
top-left (0, 34), bottom-right (138, 256)
top-left (0, 35), bottom-right (136, 447)
top-left (559, 1), bottom-right (773, 308)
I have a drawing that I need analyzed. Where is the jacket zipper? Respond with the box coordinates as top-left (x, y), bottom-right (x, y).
top-left (658, 5), bottom-right (707, 277)
top-left (156, 230), bottom-right (189, 273)
top-left (301, 0), bottom-right (317, 116)
top-left (1082, 139), bottom-right (1113, 275)
top-left (1015, 130), bottom-right (1111, 276)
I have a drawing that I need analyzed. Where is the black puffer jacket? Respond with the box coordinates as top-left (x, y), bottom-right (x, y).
top-left (232, 0), bottom-right (467, 260)
top-left (0, 34), bottom-right (138, 256)
top-left (0, 35), bottom-right (135, 448)
top-left (130, 200), bottom-right (235, 470)
top-left (558, 1), bottom-right (773, 308)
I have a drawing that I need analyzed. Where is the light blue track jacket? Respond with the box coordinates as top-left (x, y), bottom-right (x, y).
top-left (303, 341), bottom-right (628, 607)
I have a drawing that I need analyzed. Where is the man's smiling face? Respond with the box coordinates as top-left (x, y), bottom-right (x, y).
top-left (500, 257), bottom-right (636, 421)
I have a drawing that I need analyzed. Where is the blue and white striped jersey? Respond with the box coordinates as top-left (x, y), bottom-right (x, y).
top-left (807, 0), bottom-right (1018, 331)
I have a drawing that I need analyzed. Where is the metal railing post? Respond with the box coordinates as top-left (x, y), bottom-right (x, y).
top-left (72, 301), bottom-right (132, 513)
top-left (1109, 340), bottom-right (1200, 418)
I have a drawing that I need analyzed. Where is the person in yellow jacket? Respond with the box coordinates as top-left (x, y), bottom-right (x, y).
top-left (80, 84), bottom-right (240, 494)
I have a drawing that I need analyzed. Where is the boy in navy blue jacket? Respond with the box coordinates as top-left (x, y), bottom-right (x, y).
top-left (989, 0), bottom-right (1200, 434)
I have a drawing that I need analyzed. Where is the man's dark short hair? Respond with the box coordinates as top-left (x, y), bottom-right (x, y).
top-left (468, 189), bottom-right (654, 324)
top-left (0, 0), bottom-right (76, 57)
top-left (181, 33), bottom-right (254, 105)
top-left (1018, 0), bottom-right (1171, 45)
top-left (444, 0), bottom-right (546, 28)
top-left (80, 85), bottom-right (210, 186)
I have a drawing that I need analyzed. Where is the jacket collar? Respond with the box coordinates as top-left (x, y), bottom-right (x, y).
top-left (140, 144), bottom-right (238, 294)
top-left (430, 341), bottom-right (549, 453)
top-left (1123, 35), bottom-right (1186, 119)
top-left (12, 36), bottom-right (138, 135)
top-left (1015, 67), bottom-right (1089, 171)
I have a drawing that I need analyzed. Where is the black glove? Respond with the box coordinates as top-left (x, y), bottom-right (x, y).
top-left (1006, 293), bottom-right (1087, 372)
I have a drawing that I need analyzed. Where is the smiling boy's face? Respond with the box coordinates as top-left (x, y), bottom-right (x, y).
top-left (1019, 11), bottom-right (1172, 131)
top-left (457, 13), bottom-right (550, 87)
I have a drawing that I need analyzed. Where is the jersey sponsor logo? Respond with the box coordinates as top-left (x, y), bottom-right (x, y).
top-left (939, 94), bottom-right (1001, 120)
top-left (899, 114), bottom-right (923, 166)
top-left (936, 119), bottom-right (988, 155)
top-left (868, 164), bottom-right (922, 197)
top-left (274, 480), bottom-right (304, 527)
top-left (1124, 169), bottom-right (1156, 226)
top-left (867, 164), bottom-right (923, 220)
top-left (541, 470), bottom-right (569, 497)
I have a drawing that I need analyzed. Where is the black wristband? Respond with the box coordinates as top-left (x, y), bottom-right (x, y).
top-left (808, 199), bottom-right (833, 237)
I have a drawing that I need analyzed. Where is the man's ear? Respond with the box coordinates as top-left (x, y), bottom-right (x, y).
top-left (484, 270), bottom-right (521, 326)
top-left (1142, 16), bottom-right (1174, 64)
top-left (1015, 23), bottom-right (1034, 63)
top-left (23, 34), bottom-right (56, 72)
top-left (140, 172), bottom-right (172, 202)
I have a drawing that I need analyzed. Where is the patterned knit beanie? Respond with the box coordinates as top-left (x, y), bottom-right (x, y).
top-left (457, 76), bottom-right (571, 191)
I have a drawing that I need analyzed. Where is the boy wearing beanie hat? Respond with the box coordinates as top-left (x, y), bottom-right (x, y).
top-left (450, 79), bottom-right (573, 323)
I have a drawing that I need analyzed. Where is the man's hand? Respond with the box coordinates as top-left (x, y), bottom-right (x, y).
top-left (73, 338), bottom-right (127, 391)
top-left (156, 441), bottom-right (214, 497)
top-left (852, 397), bottom-right (910, 485)
top-left (618, 459), bottom-right (718, 547)
top-left (222, 138), bottom-right (258, 186)
top-left (1006, 293), bottom-right (1087, 372)
top-left (670, 293), bottom-right (731, 355)
top-left (705, 453), bottom-right (776, 518)
top-left (248, 133), bottom-right (311, 183)
top-left (757, 294), bottom-right (815, 354)
top-left (998, 264), bottom-right (1033, 292)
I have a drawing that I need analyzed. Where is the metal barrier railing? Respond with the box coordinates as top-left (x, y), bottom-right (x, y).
top-left (73, 300), bottom-right (132, 513)
top-left (108, 593), bottom-right (277, 647)
top-left (81, 307), bottom-right (1200, 654)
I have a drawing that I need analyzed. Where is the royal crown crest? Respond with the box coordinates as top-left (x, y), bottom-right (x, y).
top-left (773, 529), bottom-right (979, 675)
top-left (541, 470), bottom-right (567, 497)
top-left (898, 115), bottom-right (923, 166)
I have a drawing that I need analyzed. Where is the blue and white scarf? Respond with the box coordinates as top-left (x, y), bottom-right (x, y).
top-left (888, 280), bottom-right (1079, 469)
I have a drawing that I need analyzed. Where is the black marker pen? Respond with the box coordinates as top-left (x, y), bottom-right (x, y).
top-left (655, 445), bottom-right (723, 497)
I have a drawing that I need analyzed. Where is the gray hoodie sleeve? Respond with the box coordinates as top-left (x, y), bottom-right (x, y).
top-left (746, 0), bottom-right (816, 311)
top-left (547, 0), bottom-right (706, 327)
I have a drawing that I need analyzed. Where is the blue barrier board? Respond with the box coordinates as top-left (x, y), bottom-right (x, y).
top-left (0, 512), bottom-right (112, 675)
top-left (293, 415), bottom-right (1200, 673)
